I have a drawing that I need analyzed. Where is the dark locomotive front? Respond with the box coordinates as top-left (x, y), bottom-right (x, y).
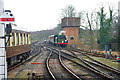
top-left (49, 34), bottom-right (68, 47)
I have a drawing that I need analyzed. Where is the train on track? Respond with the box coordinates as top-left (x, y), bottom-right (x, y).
top-left (6, 27), bottom-right (31, 67)
top-left (48, 33), bottom-right (68, 47)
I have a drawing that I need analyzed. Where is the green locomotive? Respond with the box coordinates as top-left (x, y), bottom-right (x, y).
top-left (49, 34), bottom-right (68, 47)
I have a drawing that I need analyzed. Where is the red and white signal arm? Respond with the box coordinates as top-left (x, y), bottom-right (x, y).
top-left (0, 11), bottom-right (15, 24)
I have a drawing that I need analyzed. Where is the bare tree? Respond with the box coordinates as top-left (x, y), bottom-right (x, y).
top-left (85, 12), bottom-right (95, 49)
top-left (61, 5), bottom-right (76, 18)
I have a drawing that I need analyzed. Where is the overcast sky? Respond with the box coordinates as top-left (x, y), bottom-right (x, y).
top-left (4, 0), bottom-right (119, 31)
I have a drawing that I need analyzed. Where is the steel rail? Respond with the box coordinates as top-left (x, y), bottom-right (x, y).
top-left (47, 47), bottom-right (81, 80)
top-left (59, 49), bottom-right (114, 80)
top-left (8, 43), bottom-right (41, 71)
top-left (46, 48), bottom-right (56, 80)
top-left (57, 49), bottom-right (82, 80)
top-left (71, 48), bottom-right (120, 74)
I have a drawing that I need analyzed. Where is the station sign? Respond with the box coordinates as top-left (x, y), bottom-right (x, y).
top-left (0, 18), bottom-right (14, 21)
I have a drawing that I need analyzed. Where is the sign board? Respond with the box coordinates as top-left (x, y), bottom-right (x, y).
top-left (0, 11), bottom-right (15, 24)
top-left (0, 18), bottom-right (14, 21)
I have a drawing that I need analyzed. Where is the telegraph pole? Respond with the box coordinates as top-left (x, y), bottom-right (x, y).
top-left (0, 0), bottom-right (7, 79)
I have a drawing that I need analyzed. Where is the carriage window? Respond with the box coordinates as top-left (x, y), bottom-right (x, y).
top-left (16, 33), bottom-right (19, 45)
top-left (12, 33), bottom-right (15, 46)
top-left (6, 36), bottom-right (10, 46)
top-left (24, 34), bottom-right (25, 44)
top-left (27, 34), bottom-right (28, 44)
top-left (20, 33), bottom-right (22, 45)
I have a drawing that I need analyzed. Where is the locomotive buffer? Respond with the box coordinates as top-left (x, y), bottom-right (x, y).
top-left (0, 0), bottom-right (15, 79)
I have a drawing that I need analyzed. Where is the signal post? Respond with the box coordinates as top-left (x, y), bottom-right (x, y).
top-left (0, 0), bottom-right (15, 79)
top-left (0, 0), bottom-right (6, 79)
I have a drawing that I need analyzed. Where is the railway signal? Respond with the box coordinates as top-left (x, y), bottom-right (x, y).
top-left (0, 10), bottom-right (15, 24)
top-left (0, 1), bottom-right (15, 79)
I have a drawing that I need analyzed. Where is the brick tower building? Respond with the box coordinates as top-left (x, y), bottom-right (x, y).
top-left (61, 17), bottom-right (80, 46)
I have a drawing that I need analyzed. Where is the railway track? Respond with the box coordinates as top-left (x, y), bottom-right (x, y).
top-left (61, 48), bottom-right (120, 80)
top-left (29, 46), bottom-right (53, 79)
top-left (74, 48), bottom-right (120, 70)
top-left (8, 43), bottom-right (40, 72)
top-left (8, 42), bottom-right (42, 78)
top-left (49, 47), bottom-right (114, 80)
top-left (76, 48), bottom-right (116, 60)
top-left (8, 43), bottom-right (120, 79)
top-left (69, 48), bottom-right (120, 72)
top-left (46, 47), bottom-right (81, 80)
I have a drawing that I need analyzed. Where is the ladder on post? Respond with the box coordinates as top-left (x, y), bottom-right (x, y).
top-left (0, 0), bottom-right (7, 79)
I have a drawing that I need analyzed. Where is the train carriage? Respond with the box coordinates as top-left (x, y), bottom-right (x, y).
top-left (48, 35), bottom-right (54, 44)
top-left (6, 28), bottom-right (31, 67)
